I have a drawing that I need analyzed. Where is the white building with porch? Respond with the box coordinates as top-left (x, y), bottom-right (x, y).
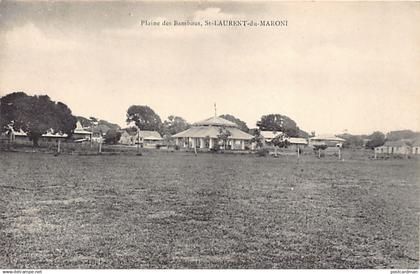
top-left (172, 116), bottom-right (253, 150)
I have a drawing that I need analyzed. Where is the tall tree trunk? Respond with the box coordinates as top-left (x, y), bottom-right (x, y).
top-left (32, 136), bottom-right (39, 147)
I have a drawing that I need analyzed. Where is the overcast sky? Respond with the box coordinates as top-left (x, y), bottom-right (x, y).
top-left (0, 1), bottom-right (419, 135)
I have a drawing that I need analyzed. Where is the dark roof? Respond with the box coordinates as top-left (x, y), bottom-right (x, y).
top-left (410, 139), bottom-right (420, 147)
top-left (193, 116), bottom-right (238, 127)
top-left (383, 140), bottom-right (410, 147)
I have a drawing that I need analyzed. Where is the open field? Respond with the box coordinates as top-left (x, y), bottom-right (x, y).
top-left (0, 151), bottom-right (418, 268)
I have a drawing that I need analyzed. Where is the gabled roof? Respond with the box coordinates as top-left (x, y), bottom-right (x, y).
top-left (74, 121), bottom-right (92, 135)
top-left (120, 129), bottom-right (163, 140)
top-left (288, 137), bottom-right (308, 145)
top-left (8, 127), bottom-right (67, 138)
top-left (42, 132), bottom-right (68, 138)
top-left (383, 140), bottom-right (410, 147)
top-left (193, 116), bottom-right (238, 128)
top-left (260, 131), bottom-right (283, 140)
top-left (310, 135), bottom-right (345, 142)
top-left (172, 126), bottom-right (253, 140)
top-left (411, 139), bottom-right (420, 147)
top-left (11, 129), bottom-right (27, 137)
top-left (138, 131), bottom-right (163, 140)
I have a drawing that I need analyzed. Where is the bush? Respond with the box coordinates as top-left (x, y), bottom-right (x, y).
top-left (210, 143), bottom-right (221, 152)
top-left (174, 145), bottom-right (180, 150)
top-left (256, 147), bottom-right (269, 157)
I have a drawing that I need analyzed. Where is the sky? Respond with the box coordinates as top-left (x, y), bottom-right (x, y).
top-left (0, 1), bottom-right (419, 135)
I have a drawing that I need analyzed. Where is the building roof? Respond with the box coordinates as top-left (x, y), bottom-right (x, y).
top-left (260, 131), bottom-right (283, 140)
top-left (411, 139), bottom-right (420, 147)
top-left (9, 128), bottom-right (67, 138)
top-left (138, 130), bottom-right (163, 140)
top-left (172, 126), bottom-right (253, 140)
top-left (193, 116), bottom-right (238, 128)
top-left (383, 140), bottom-right (410, 147)
top-left (121, 129), bottom-right (163, 140)
top-left (11, 129), bottom-right (27, 137)
top-left (288, 137), bottom-right (308, 145)
top-left (74, 121), bottom-right (92, 135)
top-left (41, 132), bottom-right (68, 138)
top-left (310, 135), bottom-right (345, 142)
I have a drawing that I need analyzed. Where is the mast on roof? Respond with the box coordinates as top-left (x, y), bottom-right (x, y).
top-left (214, 102), bottom-right (217, 117)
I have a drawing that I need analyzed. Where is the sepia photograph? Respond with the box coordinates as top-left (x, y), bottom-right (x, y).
top-left (0, 0), bottom-right (419, 272)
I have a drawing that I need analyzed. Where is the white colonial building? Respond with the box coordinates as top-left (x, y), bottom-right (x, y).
top-left (309, 134), bottom-right (345, 148)
top-left (172, 116), bottom-right (253, 150)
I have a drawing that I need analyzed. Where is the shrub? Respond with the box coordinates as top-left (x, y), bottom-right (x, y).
top-left (257, 147), bottom-right (269, 157)
top-left (210, 143), bottom-right (221, 152)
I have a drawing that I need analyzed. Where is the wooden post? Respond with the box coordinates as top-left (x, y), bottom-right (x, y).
top-left (90, 124), bottom-right (93, 148)
top-left (338, 147), bottom-right (341, 160)
top-left (192, 138), bottom-right (197, 154)
top-left (318, 148), bottom-right (321, 159)
top-left (274, 146), bottom-right (278, 157)
top-left (137, 128), bottom-right (140, 154)
top-left (99, 138), bottom-right (102, 153)
top-left (57, 139), bottom-right (61, 154)
top-left (374, 149), bottom-right (377, 160)
top-left (297, 145), bottom-right (300, 158)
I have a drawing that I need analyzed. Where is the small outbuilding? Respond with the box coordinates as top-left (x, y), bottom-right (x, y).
top-left (259, 131), bottom-right (284, 146)
top-left (309, 135), bottom-right (345, 148)
top-left (72, 121), bottom-right (93, 142)
top-left (6, 127), bottom-right (68, 144)
top-left (139, 131), bottom-right (164, 148)
top-left (119, 130), bottom-right (136, 145)
top-left (412, 139), bottom-right (420, 155)
top-left (119, 129), bottom-right (163, 148)
top-left (374, 140), bottom-right (411, 156)
top-left (287, 137), bottom-right (308, 146)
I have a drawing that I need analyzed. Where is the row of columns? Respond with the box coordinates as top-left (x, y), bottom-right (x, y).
top-left (175, 137), bottom-right (245, 150)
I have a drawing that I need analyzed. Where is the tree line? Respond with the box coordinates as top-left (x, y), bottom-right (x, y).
top-left (1, 92), bottom-right (417, 148)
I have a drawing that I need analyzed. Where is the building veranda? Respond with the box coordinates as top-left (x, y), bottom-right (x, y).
top-left (172, 116), bottom-right (253, 150)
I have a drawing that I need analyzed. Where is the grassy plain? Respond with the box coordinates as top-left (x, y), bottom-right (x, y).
top-left (0, 151), bottom-right (418, 268)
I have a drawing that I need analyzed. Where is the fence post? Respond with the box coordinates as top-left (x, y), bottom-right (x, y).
top-left (57, 139), bottom-right (61, 154)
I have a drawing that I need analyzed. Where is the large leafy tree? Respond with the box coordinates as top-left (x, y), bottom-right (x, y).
top-left (216, 126), bottom-right (231, 150)
top-left (220, 114), bottom-right (249, 132)
top-left (126, 105), bottom-right (162, 131)
top-left (257, 114), bottom-right (302, 137)
top-left (104, 128), bottom-right (122, 144)
top-left (162, 115), bottom-right (190, 136)
top-left (366, 131), bottom-right (386, 149)
top-left (0, 92), bottom-right (77, 146)
top-left (270, 132), bottom-right (289, 157)
top-left (338, 133), bottom-right (365, 148)
top-left (251, 128), bottom-right (265, 149)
